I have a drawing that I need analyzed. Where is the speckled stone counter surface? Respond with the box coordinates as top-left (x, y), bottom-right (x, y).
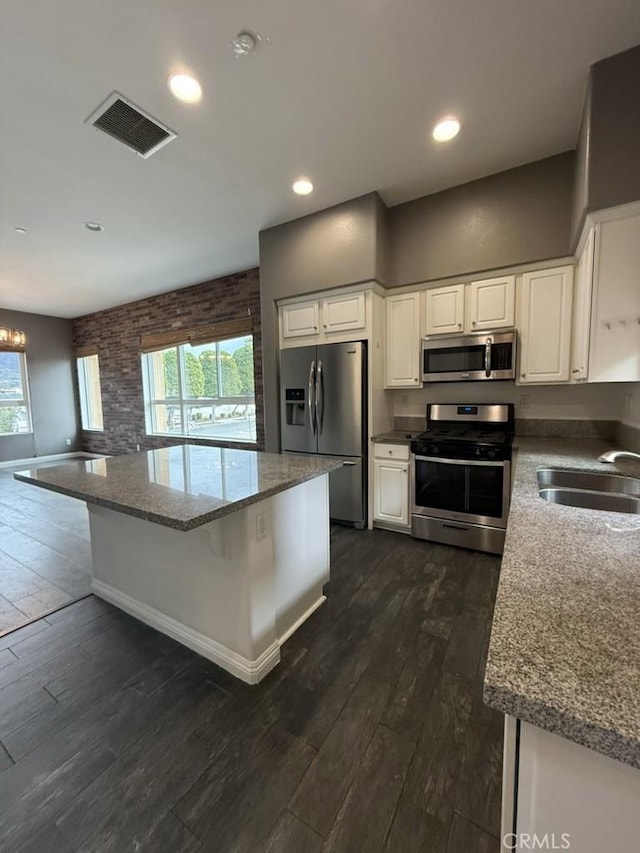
top-left (371, 430), bottom-right (421, 444)
top-left (14, 445), bottom-right (343, 532)
top-left (484, 438), bottom-right (640, 768)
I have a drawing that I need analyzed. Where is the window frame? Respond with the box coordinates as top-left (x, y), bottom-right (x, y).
top-left (141, 336), bottom-right (257, 445)
top-left (0, 350), bottom-right (33, 437)
top-left (76, 353), bottom-right (105, 432)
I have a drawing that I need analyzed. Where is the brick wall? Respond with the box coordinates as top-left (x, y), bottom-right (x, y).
top-left (72, 268), bottom-right (264, 455)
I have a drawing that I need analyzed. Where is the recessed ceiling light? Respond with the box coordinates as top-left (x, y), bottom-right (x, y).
top-left (14, 227), bottom-right (27, 234)
top-left (84, 222), bottom-right (104, 232)
top-left (432, 117), bottom-right (461, 142)
top-left (293, 179), bottom-right (313, 196)
top-left (168, 73), bottom-right (202, 104)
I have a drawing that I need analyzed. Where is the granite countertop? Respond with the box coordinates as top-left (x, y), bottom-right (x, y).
top-left (371, 430), bottom-right (421, 445)
top-left (14, 446), bottom-right (343, 532)
top-left (484, 438), bottom-right (640, 768)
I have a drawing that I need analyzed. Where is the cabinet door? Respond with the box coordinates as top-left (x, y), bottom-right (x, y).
top-left (385, 292), bottom-right (422, 388)
top-left (424, 285), bottom-right (465, 336)
top-left (589, 216), bottom-right (640, 383)
top-left (281, 301), bottom-right (319, 338)
top-left (571, 229), bottom-right (595, 382)
top-left (519, 267), bottom-right (573, 384)
top-left (467, 276), bottom-right (515, 331)
top-left (373, 459), bottom-right (409, 526)
top-left (322, 292), bottom-right (365, 333)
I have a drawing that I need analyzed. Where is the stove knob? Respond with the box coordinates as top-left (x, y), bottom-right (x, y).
top-left (432, 446), bottom-right (439, 455)
top-left (488, 449), bottom-right (496, 459)
top-left (476, 448), bottom-right (481, 456)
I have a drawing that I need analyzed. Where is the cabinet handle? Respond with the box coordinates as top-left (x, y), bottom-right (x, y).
top-left (521, 373), bottom-right (526, 378)
top-left (313, 326), bottom-right (317, 330)
top-left (471, 320), bottom-right (476, 326)
top-left (402, 468), bottom-right (407, 473)
top-left (458, 323), bottom-right (462, 328)
top-left (571, 368), bottom-right (580, 374)
top-left (323, 324), bottom-right (327, 329)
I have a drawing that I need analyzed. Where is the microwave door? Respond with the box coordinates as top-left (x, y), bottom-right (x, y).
top-left (422, 342), bottom-right (486, 381)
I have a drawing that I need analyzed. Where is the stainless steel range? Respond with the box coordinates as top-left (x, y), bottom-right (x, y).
top-left (410, 403), bottom-right (515, 554)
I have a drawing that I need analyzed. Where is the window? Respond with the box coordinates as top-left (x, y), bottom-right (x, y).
top-left (77, 354), bottom-right (104, 430)
top-left (142, 335), bottom-right (256, 443)
top-left (0, 350), bottom-right (32, 436)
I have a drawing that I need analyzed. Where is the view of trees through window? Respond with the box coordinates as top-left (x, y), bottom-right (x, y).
top-left (143, 335), bottom-right (256, 443)
top-left (0, 351), bottom-right (31, 435)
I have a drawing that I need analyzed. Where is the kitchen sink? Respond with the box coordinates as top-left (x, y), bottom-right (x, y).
top-left (538, 488), bottom-right (640, 514)
top-left (537, 468), bottom-right (640, 496)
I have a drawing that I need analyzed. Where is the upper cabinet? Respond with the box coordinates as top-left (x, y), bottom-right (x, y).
top-left (588, 215), bottom-right (640, 383)
top-left (423, 276), bottom-right (515, 337)
top-left (322, 292), bottom-right (366, 334)
top-left (467, 275), bottom-right (515, 331)
top-left (424, 285), bottom-right (464, 335)
top-left (570, 228), bottom-right (595, 382)
top-left (280, 289), bottom-right (367, 346)
top-left (281, 300), bottom-right (320, 339)
top-left (519, 266), bottom-right (574, 384)
top-left (385, 292), bottom-right (422, 388)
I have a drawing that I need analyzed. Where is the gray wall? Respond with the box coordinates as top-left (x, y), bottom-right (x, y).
top-left (0, 309), bottom-right (79, 462)
top-left (389, 152), bottom-right (575, 287)
top-left (571, 45), bottom-right (640, 245)
top-left (259, 192), bottom-right (385, 450)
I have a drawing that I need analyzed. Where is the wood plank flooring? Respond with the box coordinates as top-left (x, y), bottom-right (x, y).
top-left (0, 525), bottom-right (504, 852)
top-left (0, 466), bottom-right (92, 633)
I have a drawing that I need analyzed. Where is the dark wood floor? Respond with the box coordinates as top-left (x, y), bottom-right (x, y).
top-left (0, 525), bottom-right (503, 852)
top-left (0, 466), bottom-right (92, 632)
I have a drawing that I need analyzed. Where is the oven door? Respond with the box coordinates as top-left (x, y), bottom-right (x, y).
top-left (412, 455), bottom-right (511, 528)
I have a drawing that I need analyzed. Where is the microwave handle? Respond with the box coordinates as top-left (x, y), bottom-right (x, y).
top-left (485, 338), bottom-right (492, 377)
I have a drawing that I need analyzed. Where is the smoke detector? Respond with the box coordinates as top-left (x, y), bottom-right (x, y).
top-left (230, 30), bottom-right (267, 57)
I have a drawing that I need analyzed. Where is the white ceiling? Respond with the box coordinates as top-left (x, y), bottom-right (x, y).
top-left (2, 0), bottom-right (640, 319)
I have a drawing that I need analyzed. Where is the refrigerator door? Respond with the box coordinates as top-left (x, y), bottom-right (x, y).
top-left (280, 346), bottom-right (318, 453)
top-left (328, 456), bottom-right (365, 527)
top-left (316, 341), bottom-right (365, 457)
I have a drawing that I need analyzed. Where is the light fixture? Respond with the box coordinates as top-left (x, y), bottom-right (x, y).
top-left (230, 29), bottom-right (266, 57)
top-left (0, 326), bottom-right (26, 348)
top-left (84, 221), bottom-right (104, 232)
top-left (432, 117), bottom-right (461, 142)
top-left (168, 73), bottom-right (202, 104)
top-left (293, 178), bottom-right (313, 196)
top-left (14, 227), bottom-right (27, 234)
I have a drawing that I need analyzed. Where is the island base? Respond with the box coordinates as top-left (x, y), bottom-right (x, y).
top-left (88, 475), bottom-right (330, 684)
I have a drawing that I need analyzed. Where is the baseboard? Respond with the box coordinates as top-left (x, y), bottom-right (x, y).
top-left (0, 451), bottom-right (106, 470)
top-left (278, 595), bottom-right (326, 645)
top-left (91, 579), bottom-right (281, 685)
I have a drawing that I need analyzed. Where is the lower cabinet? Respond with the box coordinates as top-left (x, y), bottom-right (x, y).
top-left (373, 443), bottom-right (410, 530)
top-left (502, 717), bottom-right (640, 852)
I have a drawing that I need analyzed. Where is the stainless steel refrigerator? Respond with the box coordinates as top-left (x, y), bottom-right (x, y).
top-left (280, 341), bottom-right (366, 527)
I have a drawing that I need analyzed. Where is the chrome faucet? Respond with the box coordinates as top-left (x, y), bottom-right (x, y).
top-left (598, 450), bottom-right (640, 464)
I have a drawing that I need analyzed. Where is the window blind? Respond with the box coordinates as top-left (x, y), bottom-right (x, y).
top-left (140, 317), bottom-right (252, 353)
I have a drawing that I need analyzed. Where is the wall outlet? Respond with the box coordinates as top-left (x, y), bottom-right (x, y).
top-left (256, 511), bottom-right (267, 541)
top-left (519, 394), bottom-right (530, 409)
top-left (65, 438), bottom-right (72, 446)
top-left (135, 443), bottom-right (141, 452)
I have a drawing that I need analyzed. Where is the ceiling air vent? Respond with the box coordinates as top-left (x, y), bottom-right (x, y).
top-left (85, 92), bottom-right (177, 158)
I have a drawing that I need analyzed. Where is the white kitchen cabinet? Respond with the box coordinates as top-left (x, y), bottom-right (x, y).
top-left (385, 292), bottom-right (422, 388)
top-left (571, 228), bottom-right (595, 381)
top-left (281, 300), bottom-right (319, 339)
top-left (467, 276), bottom-right (515, 331)
top-left (588, 214), bottom-right (640, 383)
top-left (424, 284), bottom-right (465, 336)
top-left (373, 443), bottom-right (410, 529)
top-left (322, 292), bottom-right (365, 334)
top-left (518, 266), bottom-right (574, 384)
top-left (503, 717), bottom-right (640, 853)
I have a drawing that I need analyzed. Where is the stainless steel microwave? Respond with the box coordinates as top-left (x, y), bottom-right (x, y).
top-left (421, 330), bottom-right (517, 382)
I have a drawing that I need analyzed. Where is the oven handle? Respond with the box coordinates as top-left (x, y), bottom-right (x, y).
top-left (485, 337), bottom-right (492, 377)
top-left (414, 455), bottom-right (507, 468)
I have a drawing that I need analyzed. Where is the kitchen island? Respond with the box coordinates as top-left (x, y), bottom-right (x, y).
top-left (15, 445), bottom-right (342, 683)
top-left (484, 438), bottom-right (640, 851)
